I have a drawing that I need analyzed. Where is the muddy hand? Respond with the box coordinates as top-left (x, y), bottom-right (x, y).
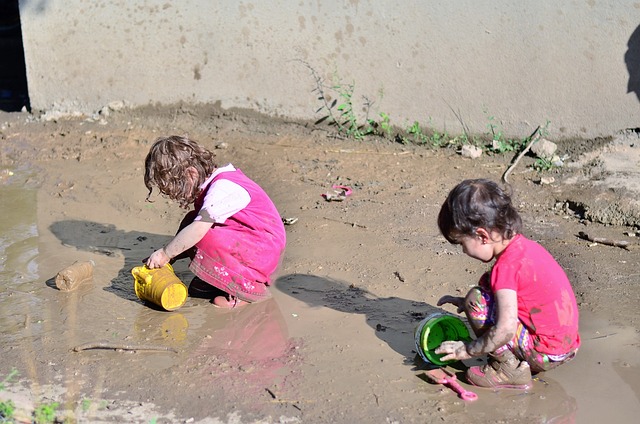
top-left (146, 248), bottom-right (170, 269)
top-left (435, 340), bottom-right (471, 361)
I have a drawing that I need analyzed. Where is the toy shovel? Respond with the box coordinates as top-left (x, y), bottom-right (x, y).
top-left (424, 368), bottom-right (478, 401)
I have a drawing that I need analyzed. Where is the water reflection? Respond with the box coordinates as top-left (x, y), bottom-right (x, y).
top-left (133, 309), bottom-right (189, 347)
top-left (462, 375), bottom-right (577, 423)
top-left (185, 298), bottom-right (300, 406)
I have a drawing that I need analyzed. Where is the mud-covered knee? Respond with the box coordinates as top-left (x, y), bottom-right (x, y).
top-left (464, 286), bottom-right (485, 311)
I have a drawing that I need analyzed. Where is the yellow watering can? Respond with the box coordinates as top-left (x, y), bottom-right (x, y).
top-left (132, 263), bottom-right (187, 311)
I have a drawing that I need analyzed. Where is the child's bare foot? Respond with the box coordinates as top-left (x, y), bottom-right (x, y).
top-left (212, 295), bottom-right (248, 309)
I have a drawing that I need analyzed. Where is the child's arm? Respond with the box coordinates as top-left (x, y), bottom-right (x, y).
top-left (435, 288), bottom-right (519, 361)
top-left (146, 221), bottom-right (213, 268)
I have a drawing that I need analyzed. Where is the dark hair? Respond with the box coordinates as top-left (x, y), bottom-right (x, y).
top-left (437, 179), bottom-right (522, 244)
top-left (144, 135), bottom-right (217, 208)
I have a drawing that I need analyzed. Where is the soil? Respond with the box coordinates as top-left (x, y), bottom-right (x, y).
top-left (0, 104), bottom-right (639, 423)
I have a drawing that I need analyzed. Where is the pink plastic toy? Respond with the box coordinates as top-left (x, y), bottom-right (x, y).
top-left (424, 368), bottom-right (478, 401)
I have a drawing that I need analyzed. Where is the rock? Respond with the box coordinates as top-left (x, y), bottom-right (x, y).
top-left (538, 176), bottom-right (555, 185)
top-left (460, 145), bottom-right (482, 159)
top-left (531, 138), bottom-right (557, 159)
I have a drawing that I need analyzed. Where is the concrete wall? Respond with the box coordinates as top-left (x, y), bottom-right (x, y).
top-left (18, 0), bottom-right (640, 139)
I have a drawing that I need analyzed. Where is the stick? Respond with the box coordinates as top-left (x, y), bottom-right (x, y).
top-left (72, 342), bottom-right (178, 353)
top-left (323, 217), bottom-right (367, 228)
top-left (577, 232), bottom-right (632, 250)
top-left (502, 126), bottom-right (541, 184)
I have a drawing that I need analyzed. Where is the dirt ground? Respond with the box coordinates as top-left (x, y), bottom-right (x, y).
top-left (0, 104), bottom-right (639, 423)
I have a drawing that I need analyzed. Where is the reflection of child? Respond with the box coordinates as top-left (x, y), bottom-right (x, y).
top-left (143, 135), bottom-right (286, 308)
top-left (434, 179), bottom-right (580, 389)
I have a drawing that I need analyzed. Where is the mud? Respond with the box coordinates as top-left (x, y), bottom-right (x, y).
top-left (0, 105), bottom-right (639, 423)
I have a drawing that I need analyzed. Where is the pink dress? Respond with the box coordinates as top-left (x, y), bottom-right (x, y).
top-left (187, 166), bottom-right (286, 302)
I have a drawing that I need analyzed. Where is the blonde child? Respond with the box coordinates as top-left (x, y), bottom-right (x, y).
top-left (434, 179), bottom-right (580, 388)
top-left (143, 135), bottom-right (286, 308)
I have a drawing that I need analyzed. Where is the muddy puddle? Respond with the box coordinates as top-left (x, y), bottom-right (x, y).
top-left (1, 129), bottom-right (639, 423)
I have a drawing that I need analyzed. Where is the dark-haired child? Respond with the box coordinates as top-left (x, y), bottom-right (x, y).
top-left (143, 135), bottom-right (286, 308)
top-left (434, 179), bottom-right (580, 389)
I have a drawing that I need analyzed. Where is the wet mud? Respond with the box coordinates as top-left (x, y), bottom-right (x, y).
top-left (0, 105), bottom-right (638, 423)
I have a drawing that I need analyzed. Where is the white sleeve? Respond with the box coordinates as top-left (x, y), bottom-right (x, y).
top-left (195, 179), bottom-right (250, 224)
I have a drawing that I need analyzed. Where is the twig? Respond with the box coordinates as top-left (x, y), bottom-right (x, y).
top-left (590, 332), bottom-right (617, 340)
top-left (577, 232), bottom-right (632, 250)
top-left (72, 341), bottom-right (178, 353)
top-left (502, 126), bottom-right (541, 184)
top-left (265, 388), bottom-right (277, 399)
top-left (444, 100), bottom-right (471, 140)
top-left (323, 217), bottom-right (367, 229)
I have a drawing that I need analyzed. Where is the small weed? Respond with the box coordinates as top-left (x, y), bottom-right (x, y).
top-left (81, 399), bottom-right (107, 414)
top-left (0, 369), bottom-right (18, 392)
top-left (299, 60), bottom-right (373, 140)
top-left (0, 369), bottom-right (18, 423)
top-left (333, 80), bottom-right (366, 140)
top-left (533, 157), bottom-right (554, 171)
top-left (33, 401), bottom-right (58, 424)
top-left (300, 62), bottom-right (553, 158)
top-left (484, 112), bottom-right (525, 154)
top-left (376, 112), bottom-right (392, 138)
top-left (428, 128), bottom-right (450, 148)
top-left (406, 121), bottom-right (428, 144)
top-left (0, 399), bottom-right (16, 422)
top-left (530, 120), bottom-right (555, 172)
top-left (81, 399), bottom-right (92, 413)
top-left (396, 120), bottom-right (453, 148)
top-left (300, 60), bottom-right (402, 141)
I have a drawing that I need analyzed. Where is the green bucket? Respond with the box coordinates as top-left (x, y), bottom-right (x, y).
top-left (414, 313), bottom-right (471, 366)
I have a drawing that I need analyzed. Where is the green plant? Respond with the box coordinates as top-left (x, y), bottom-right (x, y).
top-left (377, 112), bottom-right (392, 138)
top-left (333, 80), bottom-right (365, 139)
top-left (484, 113), bottom-right (526, 154)
top-left (301, 60), bottom-right (396, 141)
top-left (532, 157), bottom-right (554, 171)
top-left (33, 401), bottom-right (58, 424)
top-left (428, 127), bottom-right (449, 148)
top-left (0, 370), bottom-right (18, 392)
top-left (0, 369), bottom-right (18, 423)
top-left (81, 399), bottom-right (92, 413)
top-left (530, 120), bottom-right (554, 171)
top-left (0, 399), bottom-right (16, 422)
top-left (406, 121), bottom-right (428, 144)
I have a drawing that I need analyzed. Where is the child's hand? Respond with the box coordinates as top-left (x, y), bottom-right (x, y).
top-left (437, 295), bottom-right (465, 314)
top-left (146, 248), bottom-right (170, 269)
top-left (435, 340), bottom-right (472, 362)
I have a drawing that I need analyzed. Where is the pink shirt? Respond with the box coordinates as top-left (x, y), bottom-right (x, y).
top-left (491, 234), bottom-right (580, 355)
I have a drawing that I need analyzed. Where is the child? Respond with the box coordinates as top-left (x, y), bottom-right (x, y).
top-left (434, 179), bottom-right (580, 389)
top-left (143, 135), bottom-right (286, 308)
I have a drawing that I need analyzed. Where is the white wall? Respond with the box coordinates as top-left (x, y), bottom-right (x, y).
top-left (19, 0), bottom-right (640, 139)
